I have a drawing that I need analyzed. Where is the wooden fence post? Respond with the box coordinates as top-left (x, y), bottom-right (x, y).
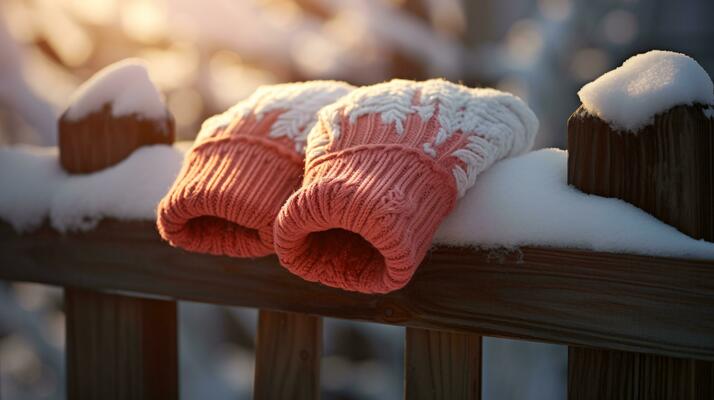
top-left (253, 310), bottom-right (322, 400)
top-left (567, 102), bottom-right (714, 399)
top-left (568, 347), bottom-right (714, 400)
top-left (65, 288), bottom-right (178, 400)
top-left (57, 74), bottom-right (179, 399)
top-left (405, 328), bottom-right (482, 400)
top-left (58, 80), bottom-right (174, 174)
top-left (568, 103), bottom-right (713, 240)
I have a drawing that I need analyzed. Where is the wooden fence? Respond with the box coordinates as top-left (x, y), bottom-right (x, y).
top-left (1, 220), bottom-right (713, 399)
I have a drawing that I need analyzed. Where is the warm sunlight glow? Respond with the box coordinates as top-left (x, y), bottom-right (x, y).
top-left (139, 42), bottom-right (199, 90)
top-left (121, 0), bottom-right (168, 44)
top-left (506, 18), bottom-right (544, 66)
top-left (37, 0), bottom-right (93, 67)
top-left (66, 0), bottom-right (117, 25)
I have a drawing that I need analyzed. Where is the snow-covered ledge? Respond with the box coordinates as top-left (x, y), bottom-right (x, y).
top-left (1, 143), bottom-right (713, 260)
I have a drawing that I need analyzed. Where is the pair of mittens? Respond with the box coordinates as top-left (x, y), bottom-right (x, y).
top-left (158, 79), bottom-right (538, 294)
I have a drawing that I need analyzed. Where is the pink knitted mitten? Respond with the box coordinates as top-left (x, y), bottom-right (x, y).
top-left (274, 79), bottom-right (538, 293)
top-left (157, 81), bottom-right (353, 257)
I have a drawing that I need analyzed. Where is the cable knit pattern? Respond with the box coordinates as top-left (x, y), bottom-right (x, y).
top-left (275, 79), bottom-right (538, 293)
top-left (310, 79), bottom-right (539, 196)
top-left (199, 81), bottom-right (355, 153)
top-left (157, 81), bottom-right (354, 257)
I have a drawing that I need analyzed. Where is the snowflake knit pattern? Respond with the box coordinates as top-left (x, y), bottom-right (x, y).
top-left (157, 81), bottom-right (354, 257)
top-left (274, 79), bottom-right (538, 293)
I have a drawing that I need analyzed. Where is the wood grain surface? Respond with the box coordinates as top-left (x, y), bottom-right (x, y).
top-left (58, 104), bottom-right (175, 174)
top-left (568, 104), bottom-right (714, 241)
top-left (254, 310), bottom-right (322, 400)
top-left (567, 103), bottom-right (714, 399)
top-left (1, 221), bottom-right (712, 360)
top-left (65, 287), bottom-right (178, 400)
top-left (568, 347), bottom-right (714, 400)
top-left (405, 327), bottom-right (482, 400)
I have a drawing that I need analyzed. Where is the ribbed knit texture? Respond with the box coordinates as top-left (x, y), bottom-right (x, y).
top-left (275, 79), bottom-right (538, 293)
top-left (157, 81), bottom-right (353, 257)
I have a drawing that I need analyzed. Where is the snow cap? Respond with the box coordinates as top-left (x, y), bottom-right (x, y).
top-left (578, 50), bottom-right (714, 132)
top-left (64, 58), bottom-right (167, 121)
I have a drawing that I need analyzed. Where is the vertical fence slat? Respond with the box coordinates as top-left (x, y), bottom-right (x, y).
top-left (253, 310), bottom-right (322, 400)
top-left (405, 327), bottom-right (482, 400)
top-left (568, 347), bottom-right (714, 400)
top-left (65, 287), bottom-right (178, 400)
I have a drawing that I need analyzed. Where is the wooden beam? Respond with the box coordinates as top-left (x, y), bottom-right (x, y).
top-left (254, 310), bottom-right (322, 400)
top-left (405, 328), bottom-right (482, 400)
top-left (65, 287), bottom-right (178, 400)
top-left (1, 221), bottom-right (713, 360)
top-left (568, 347), bottom-right (714, 400)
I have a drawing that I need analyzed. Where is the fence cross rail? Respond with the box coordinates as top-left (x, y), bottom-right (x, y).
top-left (1, 220), bottom-right (713, 399)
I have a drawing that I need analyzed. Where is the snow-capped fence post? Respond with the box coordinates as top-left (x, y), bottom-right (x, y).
top-left (58, 60), bottom-right (175, 174)
top-left (65, 288), bottom-right (178, 400)
top-left (253, 310), bottom-right (322, 399)
top-left (568, 103), bottom-right (714, 241)
top-left (56, 67), bottom-right (179, 399)
top-left (567, 65), bottom-right (714, 397)
top-left (58, 104), bottom-right (175, 173)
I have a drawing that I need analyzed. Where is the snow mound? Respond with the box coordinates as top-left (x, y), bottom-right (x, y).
top-left (435, 148), bottom-right (714, 259)
top-left (0, 144), bottom-right (186, 232)
top-left (578, 50), bottom-right (714, 132)
top-left (0, 146), bottom-right (64, 231)
top-left (2, 144), bottom-right (713, 259)
top-left (64, 58), bottom-right (167, 121)
top-left (50, 146), bottom-right (186, 232)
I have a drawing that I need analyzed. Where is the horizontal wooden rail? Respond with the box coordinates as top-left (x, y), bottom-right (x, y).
top-left (1, 221), bottom-right (713, 361)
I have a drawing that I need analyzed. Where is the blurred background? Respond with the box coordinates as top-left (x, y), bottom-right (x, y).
top-left (0, 0), bottom-right (712, 399)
